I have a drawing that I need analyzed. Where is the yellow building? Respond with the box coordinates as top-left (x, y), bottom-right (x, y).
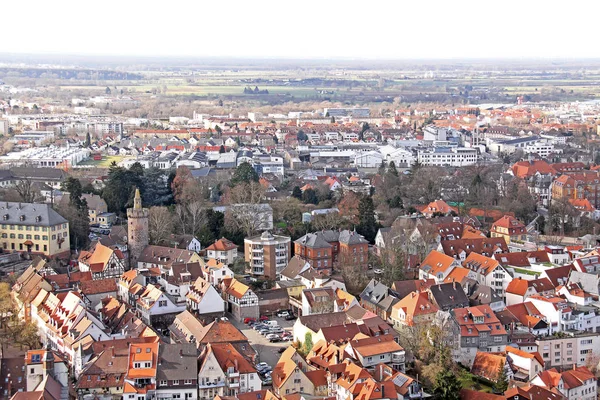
top-left (0, 202), bottom-right (70, 258)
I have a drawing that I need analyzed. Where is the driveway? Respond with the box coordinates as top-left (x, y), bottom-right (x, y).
top-left (231, 315), bottom-right (296, 368)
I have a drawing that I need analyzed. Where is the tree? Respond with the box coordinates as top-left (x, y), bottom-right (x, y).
top-left (493, 362), bottom-right (509, 393)
top-left (85, 131), bottom-right (91, 147)
top-left (0, 282), bottom-right (14, 328)
top-left (62, 177), bottom-right (86, 210)
top-left (56, 202), bottom-right (89, 250)
top-left (171, 166), bottom-right (202, 206)
top-left (148, 206), bottom-right (174, 244)
top-left (14, 177), bottom-right (41, 203)
top-left (432, 369), bottom-right (461, 400)
top-left (302, 332), bottom-right (314, 355)
top-left (388, 161), bottom-right (398, 176)
top-left (230, 162), bottom-right (259, 186)
top-left (17, 322), bottom-right (40, 349)
top-left (297, 130), bottom-right (308, 142)
top-left (357, 196), bottom-right (378, 243)
top-left (219, 145), bottom-right (226, 153)
top-left (291, 186), bottom-right (302, 200)
top-left (302, 188), bottom-right (319, 205)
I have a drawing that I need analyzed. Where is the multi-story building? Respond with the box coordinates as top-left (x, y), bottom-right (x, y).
top-left (551, 171), bottom-right (600, 209)
top-left (205, 238), bottom-right (238, 265)
top-left (490, 215), bottom-right (526, 244)
top-left (462, 252), bottom-right (513, 298)
top-left (417, 147), bottom-right (479, 167)
top-left (0, 202), bottom-right (70, 258)
top-left (222, 278), bottom-right (259, 322)
top-left (531, 366), bottom-right (597, 400)
top-left (244, 231), bottom-right (291, 280)
top-left (450, 305), bottom-right (508, 366)
top-left (294, 229), bottom-right (369, 274)
top-left (536, 333), bottom-right (600, 369)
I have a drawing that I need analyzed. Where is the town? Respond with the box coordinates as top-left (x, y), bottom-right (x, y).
top-left (0, 57), bottom-right (600, 400)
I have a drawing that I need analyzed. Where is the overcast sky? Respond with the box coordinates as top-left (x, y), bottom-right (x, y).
top-left (3, 0), bottom-right (599, 60)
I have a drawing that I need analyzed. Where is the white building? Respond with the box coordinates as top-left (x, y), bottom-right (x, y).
top-left (417, 147), bottom-right (478, 167)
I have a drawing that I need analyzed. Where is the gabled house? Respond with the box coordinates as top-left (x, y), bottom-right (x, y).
top-left (505, 277), bottom-right (554, 306)
top-left (531, 365), bottom-right (597, 400)
top-left (137, 245), bottom-right (202, 271)
top-left (301, 287), bottom-right (334, 315)
top-left (202, 258), bottom-right (234, 286)
top-left (490, 215), bottom-right (527, 244)
top-left (496, 302), bottom-right (550, 337)
top-left (439, 237), bottom-right (508, 261)
top-left (222, 278), bottom-right (259, 322)
top-left (359, 280), bottom-right (398, 321)
top-left (419, 250), bottom-right (460, 283)
top-left (186, 277), bottom-right (225, 316)
top-left (78, 243), bottom-right (125, 279)
top-left (428, 282), bottom-right (469, 312)
top-left (390, 291), bottom-right (439, 328)
top-left (344, 334), bottom-right (406, 372)
top-left (462, 252), bottom-right (513, 298)
top-left (198, 342), bottom-right (261, 397)
top-left (506, 346), bottom-right (544, 381)
top-left (136, 284), bottom-right (186, 326)
top-left (206, 238), bottom-right (238, 265)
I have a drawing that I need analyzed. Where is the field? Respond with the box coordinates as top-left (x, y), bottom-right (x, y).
top-left (77, 155), bottom-right (127, 168)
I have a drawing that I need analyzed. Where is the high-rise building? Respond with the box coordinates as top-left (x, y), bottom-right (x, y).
top-left (244, 231), bottom-right (290, 280)
top-left (126, 188), bottom-right (148, 266)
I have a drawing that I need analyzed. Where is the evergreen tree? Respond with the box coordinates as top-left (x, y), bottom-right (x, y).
top-left (85, 131), bottom-right (91, 147)
top-left (378, 161), bottom-right (386, 175)
top-left (219, 145), bottom-right (226, 153)
top-left (388, 161), bottom-right (398, 176)
top-left (357, 196), bottom-right (378, 243)
top-left (432, 369), bottom-right (461, 400)
top-left (494, 363), bottom-right (509, 394)
top-left (230, 162), bottom-right (259, 186)
top-left (302, 189), bottom-right (319, 205)
top-left (292, 186), bottom-right (302, 200)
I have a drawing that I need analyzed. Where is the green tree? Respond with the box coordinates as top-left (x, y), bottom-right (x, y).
top-left (302, 188), bottom-right (319, 205)
top-left (494, 363), bottom-right (508, 394)
top-left (388, 161), bottom-right (399, 176)
top-left (297, 130), bottom-right (308, 142)
top-left (432, 369), bottom-right (461, 400)
top-left (303, 332), bottom-right (314, 355)
top-left (357, 196), bottom-right (378, 243)
top-left (291, 186), bottom-right (302, 200)
top-left (230, 162), bottom-right (259, 186)
top-left (219, 145), bottom-right (226, 153)
top-left (85, 131), bottom-right (91, 147)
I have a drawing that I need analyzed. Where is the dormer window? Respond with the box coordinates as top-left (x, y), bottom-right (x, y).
top-left (19, 215), bottom-right (24, 221)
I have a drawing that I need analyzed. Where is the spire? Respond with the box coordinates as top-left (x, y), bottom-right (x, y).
top-left (134, 188), bottom-right (142, 210)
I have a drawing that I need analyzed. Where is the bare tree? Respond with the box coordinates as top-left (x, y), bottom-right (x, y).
top-left (148, 206), bottom-right (174, 245)
top-left (14, 177), bottom-right (42, 203)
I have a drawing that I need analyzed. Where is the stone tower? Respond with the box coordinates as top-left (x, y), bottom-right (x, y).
top-left (126, 188), bottom-right (149, 268)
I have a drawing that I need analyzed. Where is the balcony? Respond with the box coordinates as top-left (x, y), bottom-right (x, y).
top-left (228, 381), bottom-right (240, 388)
top-left (227, 372), bottom-right (240, 378)
top-left (392, 352), bottom-right (405, 363)
top-left (198, 381), bottom-right (225, 389)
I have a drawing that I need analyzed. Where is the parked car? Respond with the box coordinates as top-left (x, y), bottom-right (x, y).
top-left (269, 326), bottom-right (283, 334)
top-left (256, 362), bottom-right (271, 373)
top-left (266, 333), bottom-right (280, 340)
top-left (277, 347), bottom-right (287, 354)
top-left (262, 376), bottom-right (272, 385)
top-left (268, 336), bottom-right (281, 343)
top-left (263, 320), bottom-right (278, 327)
top-left (253, 324), bottom-right (266, 331)
top-left (244, 317), bottom-right (256, 324)
top-left (285, 314), bottom-right (296, 321)
top-left (276, 310), bottom-right (290, 318)
top-left (259, 315), bottom-right (269, 322)
top-left (283, 335), bottom-right (293, 341)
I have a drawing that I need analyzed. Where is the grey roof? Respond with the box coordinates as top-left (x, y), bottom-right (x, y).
top-left (468, 283), bottom-right (502, 307)
top-left (568, 271), bottom-right (600, 296)
top-left (0, 202), bottom-right (67, 227)
top-left (294, 232), bottom-right (332, 248)
top-left (428, 282), bottom-right (469, 311)
top-left (157, 343), bottom-right (198, 381)
top-left (360, 279), bottom-right (390, 307)
top-left (280, 255), bottom-right (309, 279)
top-left (338, 230), bottom-right (368, 245)
top-left (190, 167), bottom-right (213, 178)
top-left (298, 312), bottom-right (348, 333)
top-left (10, 167), bottom-right (66, 181)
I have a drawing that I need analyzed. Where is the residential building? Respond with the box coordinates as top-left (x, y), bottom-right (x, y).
top-left (390, 291), bottom-right (439, 328)
top-left (419, 250), bottom-right (461, 283)
top-left (222, 278), bottom-right (259, 322)
top-left (301, 287), bottom-right (334, 315)
top-left (186, 277), bottom-right (225, 315)
top-left (536, 333), bottom-right (600, 368)
top-left (531, 366), bottom-right (597, 400)
top-left (244, 231), bottom-right (291, 280)
top-left (462, 252), bottom-right (513, 298)
top-left (344, 334), bottom-right (406, 372)
top-left (78, 242), bottom-right (125, 279)
top-left (450, 305), bottom-right (508, 365)
top-left (490, 215), bottom-right (526, 244)
top-left (0, 202), bottom-right (70, 258)
top-left (206, 238), bottom-right (238, 265)
top-left (155, 343), bottom-right (199, 400)
top-left (506, 346), bottom-right (544, 381)
top-left (136, 284), bottom-right (186, 326)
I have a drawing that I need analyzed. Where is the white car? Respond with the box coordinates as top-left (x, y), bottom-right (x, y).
top-left (374, 269), bottom-right (383, 274)
top-left (276, 310), bottom-right (290, 318)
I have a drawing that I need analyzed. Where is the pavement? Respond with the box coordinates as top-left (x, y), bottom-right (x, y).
top-left (231, 315), bottom-right (296, 368)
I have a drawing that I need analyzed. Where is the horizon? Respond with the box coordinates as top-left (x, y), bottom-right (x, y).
top-left (4, 0), bottom-right (600, 60)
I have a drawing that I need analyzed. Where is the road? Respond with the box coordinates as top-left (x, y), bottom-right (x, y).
top-left (231, 315), bottom-right (296, 368)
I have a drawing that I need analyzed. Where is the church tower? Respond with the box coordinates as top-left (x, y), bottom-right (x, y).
top-left (126, 188), bottom-right (148, 268)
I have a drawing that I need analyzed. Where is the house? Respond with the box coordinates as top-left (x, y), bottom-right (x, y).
top-left (60, 193), bottom-right (108, 224)
top-left (202, 259), bottom-right (235, 286)
top-left (159, 234), bottom-right (202, 253)
top-left (25, 348), bottom-right (69, 393)
top-left (292, 312), bottom-right (348, 344)
top-left (137, 245), bottom-right (202, 270)
top-left (159, 261), bottom-right (204, 304)
top-left (417, 199), bottom-right (458, 218)
top-left (344, 334), bottom-right (406, 372)
top-left (372, 363), bottom-right (424, 400)
top-left (222, 278), bottom-right (259, 322)
top-left (78, 243), bottom-right (125, 279)
top-left (419, 250), bottom-right (460, 283)
top-left (470, 352), bottom-right (512, 383)
top-left (0, 356), bottom-right (26, 398)
top-left (359, 280), bottom-right (398, 321)
top-left (390, 279), bottom-right (436, 300)
top-left (528, 294), bottom-right (600, 334)
top-left (505, 277), bottom-right (554, 306)
top-left (572, 254), bottom-right (600, 274)
top-left (122, 341), bottom-right (159, 399)
top-left (206, 238), bottom-right (238, 265)
top-left (272, 356), bottom-right (313, 397)
top-left (466, 283), bottom-right (505, 312)
top-left (301, 287), bottom-right (334, 315)
top-left (496, 302), bottom-right (550, 337)
top-left (390, 291), bottom-right (439, 328)
top-left (462, 252), bottom-right (513, 298)
top-left (428, 282), bottom-right (469, 312)
top-left (98, 296), bottom-right (156, 338)
top-left (198, 342), bottom-right (261, 397)
top-left (504, 384), bottom-right (567, 400)
top-left (136, 284), bottom-right (186, 326)
top-left (506, 346), bottom-right (544, 381)
top-left (556, 282), bottom-right (593, 306)
top-left (491, 215), bottom-right (527, 244)
top-left (79, 278), bottom-right (117, 309)
top-left (155, 343), bottom-right (199, 400)
top-left (186, 276), bottom-right (226, 316)
top-left (439, 237), bottom-right (508, 261)
top-left (535, 333), bottom-right (600, 369)
top-left (256, 288), bottom-right (289, 316)
top-left (531, 366), bottom-right (597, 400)
top-left (450, 305), bottom-right (508, 366)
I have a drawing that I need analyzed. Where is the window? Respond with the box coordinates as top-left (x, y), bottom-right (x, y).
top-left (158, 300), bottom-right (167, 307)
top-left (173, 395), bottom-right (181, 399)
top-left (380, 355), bottom-right (385, 360)
top-left (134, 362), bottom-right (141, 368)
top-left (42, 236), bottom-right (48, 240)
top-left (173, 380), bottom-right (179, 385)
top-left (160, 380), bottom-right (167, 386)
top-left (184, 379), bottom-right (192, 385)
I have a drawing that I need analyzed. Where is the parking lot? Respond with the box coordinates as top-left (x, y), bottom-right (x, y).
top-left (231, 315), bottom-right (296, 368)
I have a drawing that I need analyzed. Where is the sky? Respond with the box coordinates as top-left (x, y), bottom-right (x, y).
top-left (3, 0), bottom-right (600, 60)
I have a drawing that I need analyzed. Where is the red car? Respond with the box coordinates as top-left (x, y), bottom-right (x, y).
top-left (259, 315), bottom-right (269, 322)
top-left (244, 317), bottom-right (256, 324)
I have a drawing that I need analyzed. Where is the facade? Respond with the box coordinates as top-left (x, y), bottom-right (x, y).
top-left (490, 215), bottom-right (526, 244)
top-left (223, 279), bottom-right (259, 322)
top-left (536, 333), bottom-right (600, 369)
top-left (206, 238), bottom-right (238, 265)
top-left (0, 202), bottom-right (70, 258)
top-left (186, 277), bottom-right (226, 315)
top-left (244, 231), bottom-right (291, 280)
top-left (126, 188), bottom-right (149, 266)
top-left (552, 172), bottom-right (600, 209)
top-left (417, 147), bottom-right (479, 167)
